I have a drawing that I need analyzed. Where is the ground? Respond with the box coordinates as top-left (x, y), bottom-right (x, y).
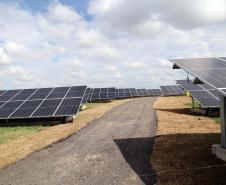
top-left (1, 96), bottom-right (226, 185)
top-left (0, 99), bottom-right (130, 169)
top-left (0, 126), bottom-right (46, 144)
top-left (152, 96), bottom-right (226, 185)
top-left (0, 97), bottom-right (157, 185)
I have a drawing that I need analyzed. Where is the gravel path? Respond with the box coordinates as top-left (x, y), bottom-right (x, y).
top-left (0, 97), bottom-right (157, 185)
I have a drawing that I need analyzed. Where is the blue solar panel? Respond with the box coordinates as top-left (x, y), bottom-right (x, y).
top-left (0, 86), bottom-right (86, 119)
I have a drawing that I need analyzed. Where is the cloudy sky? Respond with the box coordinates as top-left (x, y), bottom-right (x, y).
top-left (0, 0), bottom-right (226, 90)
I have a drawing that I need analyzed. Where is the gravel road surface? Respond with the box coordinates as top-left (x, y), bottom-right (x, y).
top-left (0, 97), bottom-right (157, 185)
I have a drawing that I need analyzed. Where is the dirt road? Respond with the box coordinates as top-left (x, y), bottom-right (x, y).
top-left (0, 97), bottom-right (157, 185)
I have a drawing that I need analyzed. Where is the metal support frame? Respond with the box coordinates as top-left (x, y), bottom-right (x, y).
top-left (220, 94), bottom-right (226, 148)
top-left (191, 96), bottom-right (195, 109)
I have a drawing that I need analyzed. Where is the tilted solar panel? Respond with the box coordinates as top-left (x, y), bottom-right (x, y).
top-left (0, 86), bottom-right (86, 119)
top-left (178, 80), bottom-right (220, 108)
top-left (170, 58), bottom-right (226, 95)
top-left (90, 87), bottom-right (116, 101)
top-left (160, 85), bottom-right (185, 96)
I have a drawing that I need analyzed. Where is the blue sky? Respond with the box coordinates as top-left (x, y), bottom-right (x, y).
top-left (0, 0), bottom-right (226, 89)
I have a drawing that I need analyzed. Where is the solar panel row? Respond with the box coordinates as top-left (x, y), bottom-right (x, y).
top-left (0, 86), bottom-right (86, 119)
top-left (160, 85), bottom-right (185, 96)
top-left (90, 88), bottom-right (116, 101)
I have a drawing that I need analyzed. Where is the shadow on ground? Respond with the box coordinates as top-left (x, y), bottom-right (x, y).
top-left (156, 108), bottom-right (203, 117)
top-left (114, 137), bottom-right (157, 185)
top-left (152, 133), bottom-right (226, 185)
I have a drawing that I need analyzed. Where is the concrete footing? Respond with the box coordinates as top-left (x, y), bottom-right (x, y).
top-left (65, 116), bottom-right (74, 123)
top-left (212, 144), bottom-right (226, 161)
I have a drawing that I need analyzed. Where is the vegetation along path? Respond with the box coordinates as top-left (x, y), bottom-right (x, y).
top-left (0, 97), bottom-right (157, 185)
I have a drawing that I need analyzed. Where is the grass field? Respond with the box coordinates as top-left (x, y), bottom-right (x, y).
top-left (211, 117), bottom-right (220, 123)
top-left (0, 103), bottom-right (102, 145)
top-left (0, 126), bottom-right (47, 144)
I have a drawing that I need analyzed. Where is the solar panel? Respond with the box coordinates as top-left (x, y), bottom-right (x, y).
top-left (170, 58), bottom-right (226, 95)
top-left (160, 85), bottom-right (185, 96)
top-left (147, 89), bottom-right (161, 96)
top-left (136, 89), bottom-right (144, 96)
top-left (82, 88), bottom-right (91, 103)
top-left (0, 86), bottom-right (86, 119)
top-left (177, 80), bottom-right (220, 108)
top-left (90, 87), bottom-right (116, 101)
top-left (115, 89), bottom-right (125, 98)
top-left (129, 88), bottom-right (138, 97)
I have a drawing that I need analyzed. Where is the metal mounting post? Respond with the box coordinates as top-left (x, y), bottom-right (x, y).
top-left (220, 94), bottom-right (226, 149)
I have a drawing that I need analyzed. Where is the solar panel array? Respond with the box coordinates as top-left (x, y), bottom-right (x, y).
top-left (178, 80), bottom-right (220, 108)
top-left (0, 84), bottom-right (163, 120)
top-left (90, 88), bottom-right (116, 101)
top-left (147, 89), bottom-right (162, 96)
top-left (0, 86), bottom-right (87, 119)
top-left (160, 85), bottom-right (185, 96)
top-left (170, 58), bottom-right (226, 96)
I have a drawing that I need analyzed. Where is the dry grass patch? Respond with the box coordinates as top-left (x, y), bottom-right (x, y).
top-left (0, 99), bottom-right (130, 169)
top-left (152, 96), bottom-right (226, 185)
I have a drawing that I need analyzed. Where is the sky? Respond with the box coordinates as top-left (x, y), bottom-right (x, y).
top-left (0, 0), bottom-right (226, 90)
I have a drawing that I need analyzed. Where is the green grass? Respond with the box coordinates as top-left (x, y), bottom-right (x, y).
top-left (0, 126), bottom-right (47, 144)
top-left (184, 101), bottom-right (201, 109)
top-left (211, 117), bottom-right (220, 123)
top-left (83, 103), bottom-right (103, 110)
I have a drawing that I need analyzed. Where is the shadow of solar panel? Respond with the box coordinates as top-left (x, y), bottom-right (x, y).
top-left (40, 99), bottom-right (62, 107)
top-left (47, 92), bottom-right (67, 99)
top-left (55, 106), bottom-right (79, 116)
top-left (10, 108), bottom-right (37, 118)
top-left (0, 95), bottom-right (15, 101)
top-left (1, 101), bottom-right (23, 109)
top-left (20, 100), bottom-right (42, 108)
top-left (29, 93), bottom-right (49, 100)
top-left (11, 94), bottom-right (31, 101)
top-left (0, 109), bottom-right (15, 118)
top-left (32, 107), bottom-right (57, 117)
top-left (60, 98), bottom-right (82, 106)
top-left (66, 91), bottom-right (84, 98)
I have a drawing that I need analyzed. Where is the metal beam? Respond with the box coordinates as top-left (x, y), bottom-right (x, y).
top-left (220, 94), bottom-right (226, 148)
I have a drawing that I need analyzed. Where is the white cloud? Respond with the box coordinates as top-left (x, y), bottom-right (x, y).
top-left (0, 0), bottom-right (226, 89)
top-left (0, 48), bottom-right (10, 64)
top-left (124, 61), bottom-right (147, 69)
top-left (47, 2), bottom-right (82, 22)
